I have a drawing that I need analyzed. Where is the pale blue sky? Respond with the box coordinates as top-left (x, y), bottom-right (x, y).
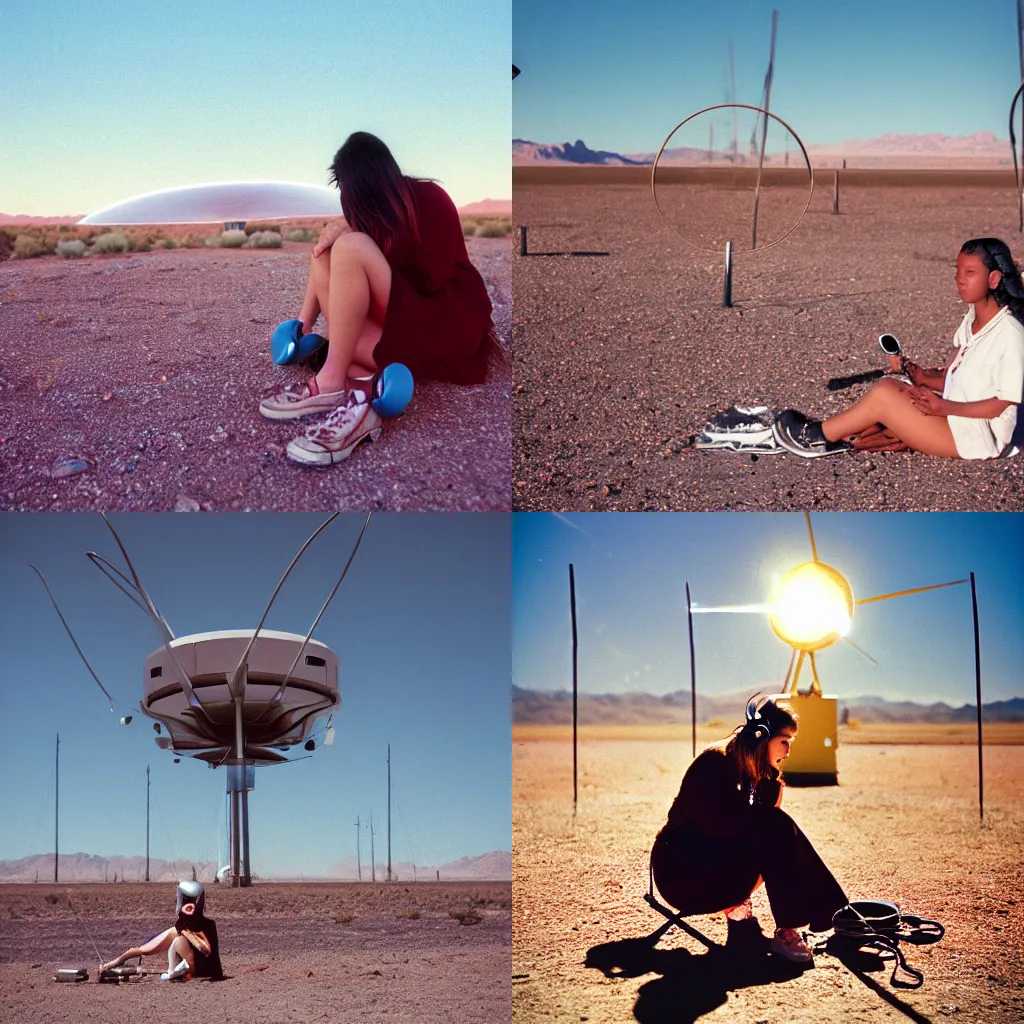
top-left (514, 0), bottom-right (1023, 152)
top-left (514, 513), bottom-right (1024, 706)
top-left (1, 0), bottom-right (510, 216)
top-left (0, 513), bottom-right (510, 877)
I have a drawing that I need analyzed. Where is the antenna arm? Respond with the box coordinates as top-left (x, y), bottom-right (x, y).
top-left (29, 564), bottom-right (116, 713)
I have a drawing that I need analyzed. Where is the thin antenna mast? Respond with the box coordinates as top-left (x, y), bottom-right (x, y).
top-left (145, 765), bottom-right (150, 882)
top-left (370, 813), bottom-right (376, 883)
top-left (729, 41), bottom-right (737, 161)
top-left (386, 745), bottom-right (392, 883)
top-left (750, 9), bottom-right (779, 249)
top-left (356, 816), bottom-right (362, 882)
top-left (54, 733), bottom-right (59, 884)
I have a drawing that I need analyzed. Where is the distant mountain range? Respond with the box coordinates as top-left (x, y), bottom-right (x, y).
top-left (0, 849), bottom-right (511, 884)
top-left (513, 686), bottom-right (1024, 726)
top-left (513, 131), bottom-right (1012, 167)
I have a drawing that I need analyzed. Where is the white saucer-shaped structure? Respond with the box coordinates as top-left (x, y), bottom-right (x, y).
top-left (142, 629), bottom-right (339, 766)
top-left (79, 181), bottom-right (341, 225)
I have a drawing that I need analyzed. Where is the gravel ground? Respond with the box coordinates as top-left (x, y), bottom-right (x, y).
top-left (512, 180), bottom-right (1024, 510)
top-left (0, 238), bottom-right (510, 511)
top-left (512, 738), bottom-right (1023, 1023)
top-left (0, 880), bottom-right (511, 1024)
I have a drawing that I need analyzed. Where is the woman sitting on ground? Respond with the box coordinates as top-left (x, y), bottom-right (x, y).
top-left (773, 237), bottom-right (1024, 458)
top-left (650, 698), bottom-right (847, 963)
top-left (260, 131), bottom-right (500, 466)
top-left (100, 880), bottom-right (223, 981)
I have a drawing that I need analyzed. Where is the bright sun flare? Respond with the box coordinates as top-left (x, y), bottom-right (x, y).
top-left (768, 561), bottom-right (854, 652)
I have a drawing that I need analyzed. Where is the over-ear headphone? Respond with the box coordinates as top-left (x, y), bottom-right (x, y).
top-left (742, 693), bottom-right (772, 742)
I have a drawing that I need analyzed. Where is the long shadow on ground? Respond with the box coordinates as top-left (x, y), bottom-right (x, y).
top-left (586, 922), bottom-right (806, 1024)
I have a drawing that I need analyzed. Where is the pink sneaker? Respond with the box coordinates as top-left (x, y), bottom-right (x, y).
top-left (770, 927), bottom-right (813, 963)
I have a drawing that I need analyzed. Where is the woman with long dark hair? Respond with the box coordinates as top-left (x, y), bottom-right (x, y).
top-left (261, 132), bottom-right (500, 465)
top-left (650, 698), bottom-right (847, 963)
top-left (773, 237), bottom-right (1024, 458)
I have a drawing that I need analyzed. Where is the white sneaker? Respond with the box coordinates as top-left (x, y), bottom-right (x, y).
top-left (286, 394), bottom-right (383, 466)
top-left (771, 927), bottom-right (814, 963)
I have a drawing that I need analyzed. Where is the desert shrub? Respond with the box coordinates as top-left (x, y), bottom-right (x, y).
top-left (332, 911), bottom-right (356, 924)
top-left (179, 233), bottom-right (204, 248)
top-left (0, 229), bottom-right (15, 261)
top-left (704, 717), bottom-right (725, 729)
top-left (396, 908), bottom-right (420, 920)
top-left (127, 234), bottom-right (152, 252)
top-left (461, 221), bottom-right (476, 237)
top-left (90, 232), bottom-right (129, 254)
top-left (477, 220), bottom-right (510, 238)
top-left (245, 231), bottom-right (283, 248)
top-left (243, 222), bottom-right (281, 236)
top-left (846, 717), bottom-right (861, 730)
top-left (284, 227), bottom-right (318, 242)
top-left (57, 239), bottom-right (87, 258)
top-left (44, 893), bottom-right (61, 904)
top-left (160, 236), bottom-right (178, 249)
top-left (214, 230), bottom-right (247, 248)
top-left (13, 234), bottom-right (53, 259)
top-left (447, 906), bottom-right (482, 925)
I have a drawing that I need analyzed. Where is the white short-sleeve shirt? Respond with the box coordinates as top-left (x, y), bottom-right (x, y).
top-left (942, 306), bottom-right (1024, 459)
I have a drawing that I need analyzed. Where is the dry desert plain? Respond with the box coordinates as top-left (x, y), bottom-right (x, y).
top-left (512, 168), bottom-right (1024, 510)
top-left (0, 880), bottom-right (511, 1024)
top-left (512, 723), bottom-right (1024, 1023)
top-left (0, 235), bottom-right (510, 511)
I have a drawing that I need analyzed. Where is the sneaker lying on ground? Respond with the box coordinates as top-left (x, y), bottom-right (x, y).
top-left (772, 410), bottom-right (854, 458)
top-left (770, 927), bottom-right (814, 963)
top-left (286, 393), bottom-right (383, 466)
top-left (695, 405), bottom-right (782, 453)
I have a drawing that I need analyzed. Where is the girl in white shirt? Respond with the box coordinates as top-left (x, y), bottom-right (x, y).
top-left (774, 238), bottom-right (1024, 459)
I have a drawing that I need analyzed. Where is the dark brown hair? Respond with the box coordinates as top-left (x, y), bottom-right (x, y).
top-left (708, 698), bottom-right (798, 788)
top-left (328, 132), bottom-right (420, 257)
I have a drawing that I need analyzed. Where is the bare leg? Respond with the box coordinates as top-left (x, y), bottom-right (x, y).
top-left (100, 926), bottom-right (177, 970)
top-left (167, 933), bottom-right (195, 974)
top-left (821, 378), bottom-right (959, 457)
top-left (299, 234), bottom-right (392, 393)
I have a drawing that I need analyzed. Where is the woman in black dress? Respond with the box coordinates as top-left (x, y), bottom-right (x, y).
top-left (651, 698), bottom-right (847, 962)
top-left (100, 880), bottom-right (223, 980)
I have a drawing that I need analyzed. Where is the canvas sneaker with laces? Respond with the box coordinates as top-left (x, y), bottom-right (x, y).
top-left (286, 392), bottom-right (383, 466)
top-left (772, 409), bottom-right (854, 458)
top-left (770, 927), bottom-right (814, 963)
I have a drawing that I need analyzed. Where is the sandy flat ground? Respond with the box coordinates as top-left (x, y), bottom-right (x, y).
top-left (512, 737), bottom-right (1024, 1023)
top-left (0, 237), bottom-right (510, 511)
top-left (0, 880), bottom-right (510, 1023)
top-left (512, 181), bottom-right (1024, 510)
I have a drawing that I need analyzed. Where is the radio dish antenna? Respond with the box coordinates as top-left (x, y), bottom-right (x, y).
top-left (34, 512), bottom-right (374, 884)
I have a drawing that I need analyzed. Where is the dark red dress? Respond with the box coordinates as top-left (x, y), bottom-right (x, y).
top-left (372, 179), bottom-right (499, 386)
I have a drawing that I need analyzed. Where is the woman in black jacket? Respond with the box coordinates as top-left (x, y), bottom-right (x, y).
top-left (651, 698), bottom-right (847, 963)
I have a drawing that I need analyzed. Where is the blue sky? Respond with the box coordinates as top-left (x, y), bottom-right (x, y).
top-left (513, 513), bottom-right (1024, 706)
top-left (1, 0), bottom-right (510, 216)
top-left (0, 513), bottom-right (510, 877)
top-left (514, 0), bottom-right (1023, 151)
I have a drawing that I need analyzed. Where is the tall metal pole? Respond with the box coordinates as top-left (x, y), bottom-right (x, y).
top-left (686, 583), bottom-right (696, 759)
top-left (370, 812), bottom-right (376, 883)
top-left (356, 816), bottom-right (362, 881)
top-left (751, 9), bottom-right (779, 250)
top-left (569, 564), bottom-right (578, 814)
top-left (386, 745), bottom-right (392, 883)
top-left (54, 733), bottom-right (59, 884)
top-left (145, 765), bottom-right (151, 882)
top-left (970, 572), bottom-right (984, 821)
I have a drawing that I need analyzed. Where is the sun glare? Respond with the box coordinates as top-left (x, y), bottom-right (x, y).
top-left (768, 561), bottom-right (854, 652)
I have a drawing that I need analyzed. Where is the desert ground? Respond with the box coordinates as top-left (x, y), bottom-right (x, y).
top-left (0, 880), bottom-right (511, 1024)
top-left (512, 726), bottom-right (1024, 1023)
top-left (0, 237), bottom-right (510, 511)
top-left (512, 169), bottom-right (1024, 510)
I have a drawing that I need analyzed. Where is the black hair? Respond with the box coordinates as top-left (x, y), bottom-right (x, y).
top-left (960, 238), bottom-right (1024, 325)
